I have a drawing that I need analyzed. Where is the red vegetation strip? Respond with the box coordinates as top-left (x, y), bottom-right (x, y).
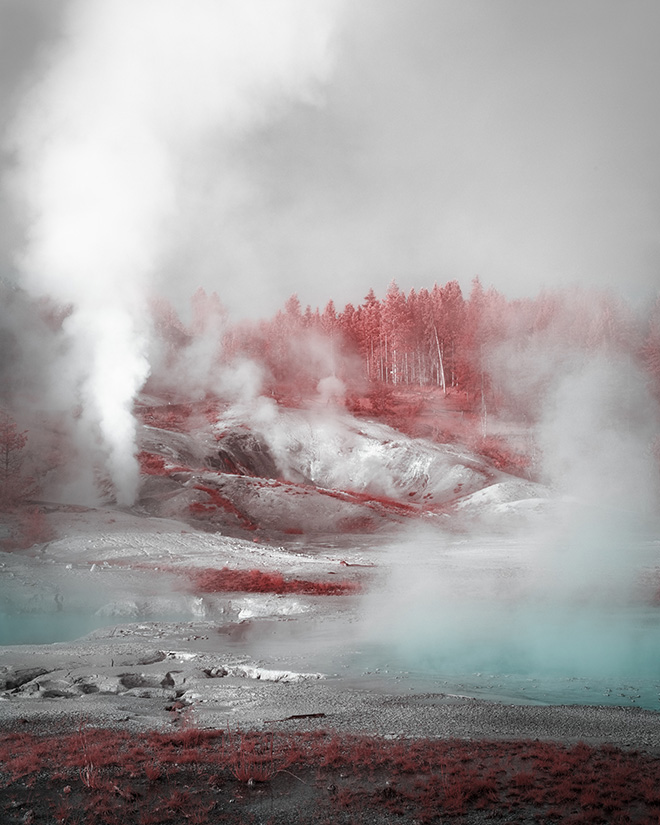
top-left (190, 484), bottom-right (258, 531)
top-left (191, 566), bottom-right (359, 596)
top-left (2, 729), bottom-right (660, 824)
top-left (137, 399), bottom-right (221, 432)
top-left (332, 486), bottom-right (422, 516)
top-left (138, 451), bottom-right (191, 476)
top-left (138, 403), bottom-right (194, 432)
top-left (471, 435), bottom-right (532, 477)
top-left (138, 451), bottom-right (169, 475)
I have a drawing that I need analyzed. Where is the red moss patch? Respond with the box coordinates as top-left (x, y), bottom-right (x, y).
top-left (137, 398), bottom-right (223, 432)
top-left (189, 484), bottom-right (258, 531)
top-left (322, 486), bottom-right (421, 516)
top-left (138, 451), bottom-right (169, 475)
top-left (470, 435), bottom-right (532, 478)
top-left (138, 403), bottom-right (194, 432)
top-left (190, 566), bottom-right (359, 596)
top-left (2, 728), bottom-right (660, 824)
top-left (138, 451), bottom-right (191, 476)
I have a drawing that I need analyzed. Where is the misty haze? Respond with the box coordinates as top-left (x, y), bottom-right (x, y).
top-left (1, 2), bottom-right (660, 823)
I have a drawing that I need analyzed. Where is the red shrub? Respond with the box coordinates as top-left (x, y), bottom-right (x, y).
top-left (511, 770), bottom-right (536, 789)
top-left (0, 409), bottom-right (38, 507)
top-left (224, 729), bottom-right (283, 783)
top-left (579, 787), bottom-right (601, 809)
top-left (443, 778), bottom-right (468, 814)
top-left (320, 485), bottom-right (420, 517)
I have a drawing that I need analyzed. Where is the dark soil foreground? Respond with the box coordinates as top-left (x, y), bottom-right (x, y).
top-left (2, 720), bottom-right (660, 824)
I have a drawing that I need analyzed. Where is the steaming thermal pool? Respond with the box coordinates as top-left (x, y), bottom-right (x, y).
top-left (2, 523), bottom-right (659, 710)
top-left (0, 550), bottom-right (209, 645)
top-left (357, 529), bottom-right (660, 709)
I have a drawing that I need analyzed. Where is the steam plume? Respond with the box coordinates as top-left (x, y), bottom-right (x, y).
top-left (362, 354), bottom-right (660, 693)
top-left (7, 0), bottom-right (342, 504)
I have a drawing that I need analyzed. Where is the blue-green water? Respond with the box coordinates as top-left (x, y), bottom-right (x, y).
top-left (360, 596), bottom-right (660, 709)
top-left (0, 612), bottom-right (123, 646)
top-left (344, 663), bottom-right (660, 710)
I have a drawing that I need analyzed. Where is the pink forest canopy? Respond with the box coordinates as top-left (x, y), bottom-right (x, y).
top-left (151, 280), bottom-right (660, 418)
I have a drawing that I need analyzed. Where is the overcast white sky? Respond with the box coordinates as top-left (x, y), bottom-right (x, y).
top-left (1, 0), bottom-right (659, 318)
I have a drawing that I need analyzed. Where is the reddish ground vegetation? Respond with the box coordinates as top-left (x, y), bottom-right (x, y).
top-left (341, 487), bottom-right (422, 513)
top-left (138, 402), bottom-right (195, 432)
top-left (469, 435), bottom-right (532, 478)
top-left (348, 386), bottom-right (441, 432)
top-left (267, 382), bottom-right (316, 409)
top-left (350, 387), bottom-right (534, 480)
top-left (137, 399), bottom-right (222, 433)
top-left (138, 451), bottom-right (191, 476)
top-left (189, 566), bottom-right (359, 596)
top-left (318, 485), bottom-right (433, 520)
top-left (348, 386), bottom-right (481, 448)
top-left (189, 484), bottom-right (258, 531)
top-left (138, 451), bottom-right (169, 476)
top-left (14, 507), bottom-right (54, 548)
top-left (1, 726), bottom-right (659, 824)
top-left (1, 506), bottom-right (54, 551)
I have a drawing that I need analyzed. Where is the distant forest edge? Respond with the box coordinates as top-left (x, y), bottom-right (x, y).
top-left (149, 278), bottom-right (660, 422)
top-left (1, 277), bottom-right (659, 539)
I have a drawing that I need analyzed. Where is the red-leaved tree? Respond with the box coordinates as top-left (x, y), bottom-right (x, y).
top-left (642, 296), bottom-right (660, 402)
top-left (0, 409), bottom-right (36, 508)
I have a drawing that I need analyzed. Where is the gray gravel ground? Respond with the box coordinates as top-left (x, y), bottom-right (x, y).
top-left (2, 636), bottom-right (659, 752)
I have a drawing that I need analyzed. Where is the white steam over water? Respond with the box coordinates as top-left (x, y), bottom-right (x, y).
top-left (7, 0), bottom-right (342, 504)
top-left (362, 357), bottom-right (660, 701)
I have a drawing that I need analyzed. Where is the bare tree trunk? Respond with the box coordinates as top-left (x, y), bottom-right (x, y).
top-left (480, 344), bottom-right (487, 437)
top-left (433, 326), bottom-right (446, 396)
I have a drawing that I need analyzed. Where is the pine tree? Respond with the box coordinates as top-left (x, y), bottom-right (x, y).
top-left (0, 410), bottom-right (34, 507)
top-left (642, 296), bottom-right (660, 401)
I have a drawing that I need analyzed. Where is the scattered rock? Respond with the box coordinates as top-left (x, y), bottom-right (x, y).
top-left (123, 687), bottom-right (178, 700)
top-left (0, 667), bottom-right (48, 691)
top-left (119, 673), bottom-right (163, 690)
top-left (227, 665), bottom-right (324, 683)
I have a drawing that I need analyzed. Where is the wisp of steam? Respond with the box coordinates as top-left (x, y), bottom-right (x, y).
top-left (6, 0), bottom-right (342, 504)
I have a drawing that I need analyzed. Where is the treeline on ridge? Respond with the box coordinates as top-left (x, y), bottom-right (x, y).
top-left (151, 278), bottom-right (660, 422)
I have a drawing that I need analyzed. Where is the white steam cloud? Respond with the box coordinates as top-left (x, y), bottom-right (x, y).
top-left (362, 355), bottom-right (660, 695)
top-left (7, 0), bottom-right (343, 504)
top-left (539, 354), bottom-right (659, 516)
